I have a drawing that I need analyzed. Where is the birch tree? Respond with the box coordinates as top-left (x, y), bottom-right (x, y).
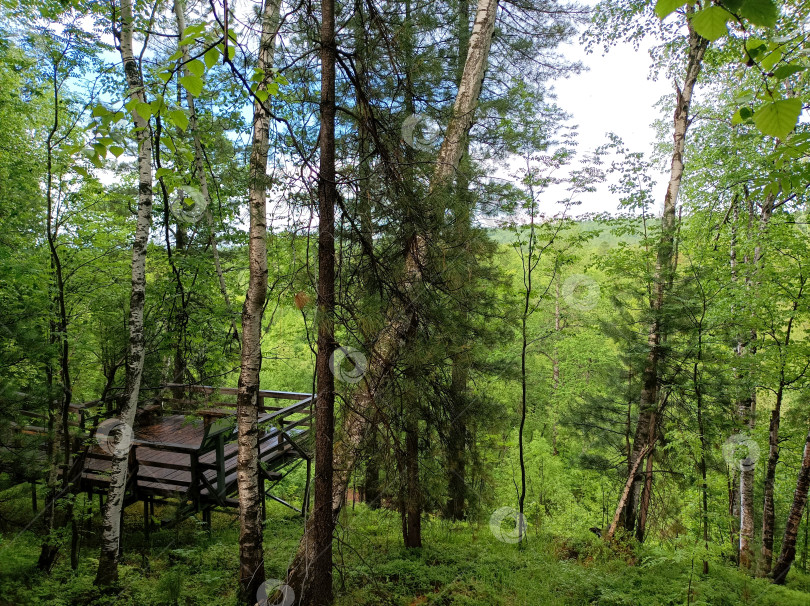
top-left (233, 0), bottom-right (282, 603)
top-left (607, 8), bottom-right (708, 539)
top-left (94, 0), bottom-right (154, 585)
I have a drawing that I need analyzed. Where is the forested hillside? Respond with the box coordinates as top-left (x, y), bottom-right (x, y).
top-left (1, 0), bottom-right (810, 605)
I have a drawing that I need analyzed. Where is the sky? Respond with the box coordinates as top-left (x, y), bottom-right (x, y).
top-left (550, 5), bottom-right (673, 216)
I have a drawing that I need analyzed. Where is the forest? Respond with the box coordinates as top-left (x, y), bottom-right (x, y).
top-left (1, 0), bottom-right (810, 604)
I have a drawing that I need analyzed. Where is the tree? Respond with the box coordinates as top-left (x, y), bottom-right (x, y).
top-left (95, 0), bottom-right (155, 585)
top-left (308, 0), bottom-right (338, 598)
top-left (606, 6), bottom-right (709, 540)
top-left (233, 0), bottom-right (282, 602)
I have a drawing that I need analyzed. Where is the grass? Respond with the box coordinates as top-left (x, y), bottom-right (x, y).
top-left (1, 482), bottom-right (809, 605)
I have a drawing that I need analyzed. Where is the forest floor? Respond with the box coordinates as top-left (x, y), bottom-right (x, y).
top-left (1, 480), bottom-right (809, 605)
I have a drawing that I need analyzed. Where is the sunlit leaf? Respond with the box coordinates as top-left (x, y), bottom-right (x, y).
top-left (690, 6), bottom-right (731, 42)
top-left (739, 0), bottom-right (779, 27)
top-left (654, 0), bottom-right (683, 19)
top-left (169, 109), bottom-right (189, 132)
top-left (187, 59), bottom-right (205, 78)
top-left (204, 47), bottom-right (220, 69)
top-left (179, 74), bottom-right (203, 97)
top-left (754, 98), bottom-right (802, 140)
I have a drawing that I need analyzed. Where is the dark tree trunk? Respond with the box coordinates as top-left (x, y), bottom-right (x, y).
top-left (285, 0), bottom-right (499, 596)
top-left (760, 392), bottom-right (783, 577)
top-left (773, 427), bottom-right (810, 584)
top-left (306, 0), bottom-right (338, 599)
top-left (363, 431), bottom-right (381, 509)
top-left (404, 415), bottom-right (422, 548)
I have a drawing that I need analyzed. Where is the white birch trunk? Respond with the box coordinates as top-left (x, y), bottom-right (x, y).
top-left (234, 0), bottom-right (281, 603)
top-left (94, 0), bottom-right (153, 585)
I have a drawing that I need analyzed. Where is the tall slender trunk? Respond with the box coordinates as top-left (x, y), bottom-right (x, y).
top-left (518, 206), bottom-right (534, 543)
top-left (404, 415), bottom-right (422, 547)
top-left (38, 56), bottom-right (74, 572)
top-left (446, 357), bottom-right (468, 520)
top-left (773, 426), bottom-right (810, 583)
top-left (94, 0), bottom-right (153, 585)
top-left (551, 276), bottom-right (560, 456)
top-left (286, 0), bottom-right (500, 596)
top-left (760, 290), bottom-right (801, 577)
top-left (363, 430), bottom-right (381, 508)
top-left (306, 0), bottom-right (338, 599)
top-left (614, 19), bottom-right (708, 538)
top-left (759, 384), bottom-right (785, 576)
top-left (446, 0), bottom-right (472, 521)
top-left (695, 308), bottom-right (709, 574)
top-left (234, 0), bottom-right (281, 603)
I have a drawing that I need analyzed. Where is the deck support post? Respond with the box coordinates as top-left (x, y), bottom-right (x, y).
top-left (303, 458), bottom-right (312, 518)
top-left (143, 495), bottom-right (151, 541)
top-left (261, 474), bottom-right (267, 522)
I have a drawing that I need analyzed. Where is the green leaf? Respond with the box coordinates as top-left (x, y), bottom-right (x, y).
top-left (155, 167), bottom-right (173, 179)
top-left (169, 109), bottom-right (189, 132)
top-left (183, 23), bottom-right (206, 38)
top-left (254, 89), bottom-right (269, 103)
top-left (74, 166), bottom-right (89, 178)
top-left (251, 68), bottom-right (265, 83)
top-left (150, 98), bottom-right (166, 115)
top-left (226, 45), bottom-right (235, 61)
top-left (754, 98), bottom-right (802, 139)
top-left (691, 6), bottom-right (731, 42)
top-left (739, 0), bottom-right (779, 27)
top-left (134, 102), bottom-right (152, 120)
top-left (773, 64), bottom-right (806, 79)
top-left (179, 74), bottom-right (203, 97)
top-left (267, 81), bottom-right (279, 96)
top-left (168, 49), bottom-right (184, 62)
top-left (108, 145), bottom-right (125, 158)
top-left (91, 104), bottom-right (110, 118)
top-left (760, 46), bottom-right (782, 71)
top-left (204, 47), bottom-right (220, 69)
top-left (157, 70), bottom-right (173, 84)
top-left (732, 106), bottom-right (754, 124)
top-left (187, 59), bottom-right (205, 78)
top-left (654, 0), bottom-right (683, 19)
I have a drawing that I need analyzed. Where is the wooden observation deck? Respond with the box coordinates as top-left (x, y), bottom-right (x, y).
top-left (59, 384), bottom-right (314, 528)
